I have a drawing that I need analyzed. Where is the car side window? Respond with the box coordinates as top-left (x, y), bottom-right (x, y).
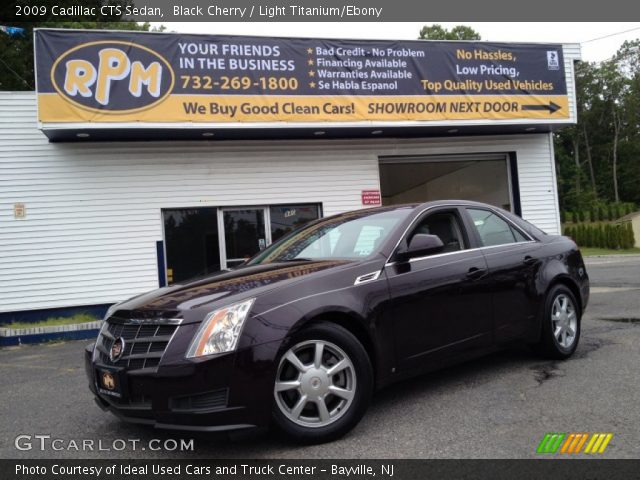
top-left (467, 208), bottom-right (529, 247)
top-left (410, 211), bottom-right (466, 254)
top-left (511, 227), bottom-right (529, 243)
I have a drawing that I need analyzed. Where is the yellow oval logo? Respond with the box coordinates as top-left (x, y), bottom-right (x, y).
top-left (51, 40), bottom-right (175, 114)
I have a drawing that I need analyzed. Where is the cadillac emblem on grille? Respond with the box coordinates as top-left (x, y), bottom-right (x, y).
top-left (109, 337), bottom-right (125, 362)
top-left (102, 372), bottom-right (116, 390)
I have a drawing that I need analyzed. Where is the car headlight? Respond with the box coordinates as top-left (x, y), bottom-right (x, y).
top-left (186, 298), bottom-right (255, 358)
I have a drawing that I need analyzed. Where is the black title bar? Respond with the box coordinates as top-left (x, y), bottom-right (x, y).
top-left (3, 0), bottom-right (640, 22)
top-left (3, 459), bottom-right (640, 480)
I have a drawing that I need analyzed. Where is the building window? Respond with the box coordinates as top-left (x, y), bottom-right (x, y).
top-left (270, 204), bottom-right (322, 242)
top-left (162, 204), bottom-right (321, 284)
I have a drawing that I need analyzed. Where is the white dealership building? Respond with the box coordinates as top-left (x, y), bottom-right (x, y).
top-left (0, 31), bottom-right (580, 319)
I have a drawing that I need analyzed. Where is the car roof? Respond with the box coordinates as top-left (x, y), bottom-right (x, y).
top-left (359, 199), bottom-right (503, 213)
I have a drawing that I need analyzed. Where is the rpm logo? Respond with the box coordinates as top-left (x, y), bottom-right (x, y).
top-left (51, 41), bottom-right (175, 113)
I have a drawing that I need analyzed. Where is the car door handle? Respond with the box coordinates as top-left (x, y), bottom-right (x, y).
top-left (523, 255), bottom-right (537, 265)
top-left (466, 267), bottom-right (487, 280)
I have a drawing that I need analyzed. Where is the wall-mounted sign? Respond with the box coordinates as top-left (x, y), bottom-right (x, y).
top-left (362, 190), bottom-right (382, 206)
top-left (35, 29), bottom-right (569, 125)
top-left (14, 203), bottom-right (26, 219)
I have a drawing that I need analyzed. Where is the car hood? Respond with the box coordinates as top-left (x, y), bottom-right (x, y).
top-left (113, 260), bottom-right (352, 321)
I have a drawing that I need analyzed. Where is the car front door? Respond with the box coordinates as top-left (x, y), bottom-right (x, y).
top-left (385, 207), bottom-right (493, 372)
top-left (463, 207), bottom-right (542, 344)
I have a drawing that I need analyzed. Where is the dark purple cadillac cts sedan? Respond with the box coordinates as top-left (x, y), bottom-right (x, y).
top-left (85, 201), bottom-right (589, 443)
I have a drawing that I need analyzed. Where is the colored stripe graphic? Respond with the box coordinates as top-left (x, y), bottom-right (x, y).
top-left (537, 433), bottom-right (566, 454)
top-left (584, 433), bottom-right (614, 454)
top-left (560, 433), bottom-right (589, 454)
top-left (538, 433), bottom-right (613, 454)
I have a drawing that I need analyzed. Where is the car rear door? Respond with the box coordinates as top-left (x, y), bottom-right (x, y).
top-left (463, 207), bottom-right (542, 344)
top-left (385, 207), bottom-right (492, 372)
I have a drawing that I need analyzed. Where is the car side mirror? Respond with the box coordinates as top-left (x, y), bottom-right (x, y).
top-left (396, 234), bottom-right (444, 261)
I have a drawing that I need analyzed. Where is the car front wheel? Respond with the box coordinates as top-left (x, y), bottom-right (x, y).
top-left (272, 323), bottom-right (373, 443)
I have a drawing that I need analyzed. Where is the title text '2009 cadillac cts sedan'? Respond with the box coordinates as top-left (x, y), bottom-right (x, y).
top-left (85, 201), bottom-right (589, 443)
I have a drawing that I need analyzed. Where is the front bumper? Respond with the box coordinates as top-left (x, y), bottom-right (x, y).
top-left (84, 338), bottom-right (281, 432)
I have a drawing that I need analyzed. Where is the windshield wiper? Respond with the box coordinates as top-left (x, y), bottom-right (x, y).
top-left (279, 258), bottom-right (314, 262)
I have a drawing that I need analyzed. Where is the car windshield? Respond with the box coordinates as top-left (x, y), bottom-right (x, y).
top-left (248, 208), bottom-right (411, 264)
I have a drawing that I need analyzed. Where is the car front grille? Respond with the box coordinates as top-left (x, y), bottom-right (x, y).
top-left (95, 317), bottom-right (179, 371)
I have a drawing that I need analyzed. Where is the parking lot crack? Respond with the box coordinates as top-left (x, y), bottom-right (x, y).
top-left (598, 317), bottom-right (640, 324)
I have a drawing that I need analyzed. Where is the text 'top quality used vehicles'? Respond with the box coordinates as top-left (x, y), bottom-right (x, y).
top-left (85, 200), bottom-right (589, 443)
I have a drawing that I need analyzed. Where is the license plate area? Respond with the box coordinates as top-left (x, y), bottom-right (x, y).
top-left (96, 366), bottom-right (126, 399)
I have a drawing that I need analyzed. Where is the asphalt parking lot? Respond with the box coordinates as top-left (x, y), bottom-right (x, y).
top-left (1, 255), bottom-right (639, 459)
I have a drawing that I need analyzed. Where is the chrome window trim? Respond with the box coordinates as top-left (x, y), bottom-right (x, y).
top-left (386, 247), bottom-right (481, 266)
top-left (479, 240), bottom-right (537, 256)
top-left (384, 241), bottom-right (537, 267)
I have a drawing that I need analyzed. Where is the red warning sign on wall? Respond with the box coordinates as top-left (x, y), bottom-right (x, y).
top-left (361, 190), bottom-right (382, 206)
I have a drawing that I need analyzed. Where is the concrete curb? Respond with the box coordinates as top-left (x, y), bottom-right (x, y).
top-left (0, 321), bottom-right (101, 347)
top-left (585, 254), bottom-right (640, 259)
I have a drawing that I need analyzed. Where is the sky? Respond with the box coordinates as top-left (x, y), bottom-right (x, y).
top-left (153, 22), bottom-right (640, 62)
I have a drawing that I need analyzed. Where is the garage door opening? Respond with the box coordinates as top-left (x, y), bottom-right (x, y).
top-left (379, 154), bottom-right (516, 212)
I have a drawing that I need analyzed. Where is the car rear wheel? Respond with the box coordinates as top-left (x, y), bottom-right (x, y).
top-left (272, 323), bottom-right (373, 443)
top-left (535, 284), bottom-right (581, 359)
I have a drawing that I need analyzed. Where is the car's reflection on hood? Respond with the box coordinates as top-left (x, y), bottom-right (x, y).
top-left (119, 260), bottom-right (352, 312)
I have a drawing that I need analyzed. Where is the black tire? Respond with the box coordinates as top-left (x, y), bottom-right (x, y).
top-left (272, 322), bottom-right (373, 444)
top-left (535, 284), bottom-right (581, 359)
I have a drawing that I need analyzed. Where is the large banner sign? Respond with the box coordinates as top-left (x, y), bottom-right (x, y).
top-left (35, 29), bottom-right (570, 125)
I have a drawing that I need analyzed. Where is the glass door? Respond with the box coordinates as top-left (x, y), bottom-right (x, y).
top-left (162, 207), bottom-right (219, 285)
top-left (221, 208), bottom-right (269, 268)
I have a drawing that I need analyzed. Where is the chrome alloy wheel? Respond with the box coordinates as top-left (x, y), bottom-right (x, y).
top-left (274, 340), bottom-right (356, 428)
top-left (551, 293), bottom-right (578, 349)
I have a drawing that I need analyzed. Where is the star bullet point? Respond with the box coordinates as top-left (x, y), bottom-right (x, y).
top-left (309, 81), bottom-right (316, 88)
top-left (307, 48), bottom-right (313, 54)
top-left (308, 59), bottom-right (314, 66)
top-left (308, 70), bottom-right (316, 77)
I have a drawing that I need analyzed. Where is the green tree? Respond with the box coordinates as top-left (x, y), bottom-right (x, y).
top-left (600, 205), bottom-right (608, 221)
top-left (0, 1), bottom-right (160, 91)
top-left (554, 39), bottom-right (640, 212)
top-left (598, 59), bottom-right (628, 203)
top-left (419, 24), bottom-right (481, 40)
top-left (554, 61), bottom-right (603, 211)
